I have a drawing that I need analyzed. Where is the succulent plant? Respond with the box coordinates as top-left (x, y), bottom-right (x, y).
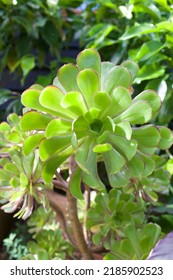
top-left (20, 49), bottom-right (172, 199)
top-left (0, 113), bottom-right (52, 219)
top-left (87, 189), bottom-right (145, 246)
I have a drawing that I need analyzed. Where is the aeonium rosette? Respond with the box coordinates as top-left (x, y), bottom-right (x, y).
top-left (0, 114), bottom-right (52, 219)
top-left (20, 49), bottom-right (173, 199)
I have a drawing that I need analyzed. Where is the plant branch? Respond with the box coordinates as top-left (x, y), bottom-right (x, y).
top-left (67, 155), bottom-right (93, 260)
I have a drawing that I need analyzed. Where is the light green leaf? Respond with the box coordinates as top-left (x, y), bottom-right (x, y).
top-left (94, 91), bottom-right (111, 112)
top-left (120, 23), bottom-right (157, 40)
top-left (61, 91), bottom-right (87, 116)
top-left (77, 69), bottom-right (99, 108)
top-left (39, 86), bottom-right (73, 120)
top-left (77, 49), bottom-right (101, 75)
top-left (132, 125), bottom-right (161, 147)
top-left (69, 166), bottom-right (83, 200)
top-left (135, 41), bottom-right (164, 61)
top-left (126, 155), bottom-right (145, 178)
top-left (6, 131), bottom-right (21, 143)
top-left (46, 119), bottom-right (72, 138)
top-left (23, 133), bottom-right (44, 156)
top-left (39, 135), bottom-right (72, 161)
top-left (21, 56), bottom-right (35, 79)
top-left (85, 108), bottom-right (101, 123)
top-left (7, 113), bottom-right (20, 126)
top-left (137, 152), bottom-right (155, 177)
top-left (114, 122), bottom-right (132, 140)
top-left (103, 86), bottom-right (132, 118)
top-left (101, 62), bottom-right (114, 90)
top-left (104, 66), bottom-right (132, 94)
top-left (121, 60), bottom-right (139, 81)
top-left (108, 133), bottom-right (137, 161)
top-left (93, 143), bottom-right (112, 153)
top-left (42, 147), bottom-right (73, 183)
top-left (72, 116), bottom-right (89, 138)
top-left (133, 90), bottom-right (161, 113)
top-left (135, 64), bottom-right (165, 83)
top-left (103, 148), bottom-right (126, 174)
top-left (157, 127), bottom-right (173, 149)
top-left (58, 64), bottom-right (79, 92)
top-left (108, 172), bottom-right (129, 188)
top-left (75, 138), bottom-right (95, 174)
top-left (114, 100), bottom-right (152, 124)
top-left (0, 122), bottom-right (11, 133)
top-left (21, 111), bottom-right (52, 131)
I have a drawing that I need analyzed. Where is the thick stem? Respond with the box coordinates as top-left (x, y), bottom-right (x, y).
top-left (67, 155), bottom-right (93, 260)
top-left (67, 191), bottom-right (93, 259)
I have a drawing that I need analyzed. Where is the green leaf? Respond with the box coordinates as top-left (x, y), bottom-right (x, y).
top-left (39, 135), bottom-right (72, 161)
top-left (77, 69), bottom-right (99, 108)
top-left (135, 64), bottom-right (165, 83)
top-left (94, 91), bottom-right (111, 112)
top-left (135, 41), bottom-right (164, 61)
top-left (108, 133), bottom-right (137, 161)
top-left (75, 138), bottom-right (95, 174)
top-left (0, 122), bottom-right (11, 133)
top-left (46, 119), bottom-right (72, 138)
top-left (101, 62), bottom-right (114, 90)
top-left (114, 100), bottom-right (152, 124)
top-left (77, 49), bottom-right (101, 75)
top-left (124, 224), bottom-right (142, 259)
top-left (157, 127), bottom-right (173, 149)
top-left (69, 166), bottom-right (83, 200)
top-left (21, 111), bottom-right (52, 131)
top-left (103, 86), bottom-right (132, 118)
top-left (21, 55), bottom-right (35, 79)
top-left (72, 116), bottom-right (89, 138)
top-left (7, 113), bottom-right (20, 126)
top-left (23, 133), bottom-right (44, 156)
top-left (137, 152), bottom-right (155, 177)
top-left (42, 146), bottom-right (73, 183)
top-left (133, 90), bottom-right (161, 113)
top-left (108, 172), bottom-right (129, 188)
top-left (121, 60), bottom-right (139, 81)
top-left (39, 86), bottom-right (73, 120)
top-left (93, 143), bottom-right (112, 153)
top-left (104, 66), bottom-right (132, 94)
top-left (132, 125), bottom-right (161, 147)
top-left (61, 91), bottom-right (87, 116)
top-left (58, 64), bottom-right (79, 92)
top-left (114, 122), bottom-right (132, 140)
top-left (6, 131), bottom-right (21, 143)
top-left (126, 155), bottom-right (145, 178)
top-left (120, 23), bottom-right (157, 40)
top-left (103, 148), bottom-right (126, 174)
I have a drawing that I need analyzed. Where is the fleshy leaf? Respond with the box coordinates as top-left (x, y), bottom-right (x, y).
top-left (114, 100), bottom-right (152, 124)
top-left (39, 135), bottom-right (72, 161)
top-left (114, 122), bottom-right (132, 140)
top-left (104, 66), bottom-right (132, 94)
top-left (94, 91), bottom-right (111, 112)
top-left (77, 69), bottom-right (99, 108)
top-left (101, 62), bottom-right (114, 90)
top-left (109, 133), bottom-right (137, 161)
top-left (77, 48), bottom-right (101, 75)
top-left (103, 86), bottom-right (132, 118)
top-left (21, 111), bottom-right (52, 131)
top-left (103, 148), bottom-right (126, 174)
top-left (42, 147), bottom-right (73, 183)
top-left (39, 86), bottom-right (73, 119)
top-left (93, 143), bottom-right (112, 153)
top-left (46, 119), bottom-right (72, 138)
top-left (121, 60), bottom-right (139, 81)
top-left (72, 116), bottom-right (89, 138)
top-left (108, 172), bottom-right (129, 188)
top-left (60, 91), bottom-right (87, 116)
top-left (132, 126), bottom-right (161, 147)
top-left (157, 127), bottom-right (173, 149)
top-left (23, 133), bottom-right (44, 156)
top-left (134, 90), bottom-right (161, 113)
top-left (58, 64), bottom-right (79, 92)
top-left (126, 155), bottom-right (145, 178)
top-left (69, 166), bottom-right (83, 200)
